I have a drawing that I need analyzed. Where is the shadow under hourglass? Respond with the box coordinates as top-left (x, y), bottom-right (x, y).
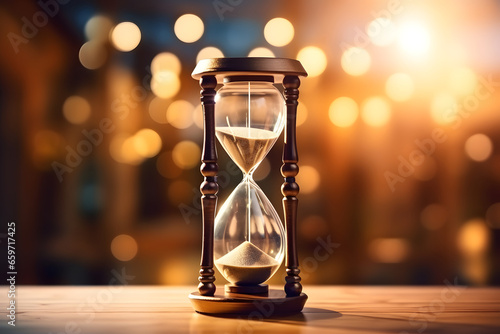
top-left (189, 307), bottom-right (342, 333)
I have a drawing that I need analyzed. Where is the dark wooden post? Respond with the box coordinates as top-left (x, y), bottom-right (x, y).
top-left (281, 75), bottom-right (302, 297)
top-left (198, 75), bottom-right (218, 296)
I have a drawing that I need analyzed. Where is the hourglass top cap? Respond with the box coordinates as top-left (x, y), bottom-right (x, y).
top-left (192, 57), bottom-right (308, 82)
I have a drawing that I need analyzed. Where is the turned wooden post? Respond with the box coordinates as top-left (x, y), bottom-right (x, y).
top-left (281, 75), bottom-right (302, 297)
top-left (198, 75), bottom-right (218, 296)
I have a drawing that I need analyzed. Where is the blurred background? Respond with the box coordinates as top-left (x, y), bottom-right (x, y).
top-left (0, 0), bottom-right (499, 286)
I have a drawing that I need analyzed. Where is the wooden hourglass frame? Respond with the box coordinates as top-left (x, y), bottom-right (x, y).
top-left (189, 58), bottom-right (308, 315)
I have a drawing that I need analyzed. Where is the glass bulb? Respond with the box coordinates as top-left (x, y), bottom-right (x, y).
top-left (213, 78), bottom-right (286, 286)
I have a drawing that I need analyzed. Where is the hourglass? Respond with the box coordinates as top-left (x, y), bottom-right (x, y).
top-left (189, 58), bottom-right (308, 315)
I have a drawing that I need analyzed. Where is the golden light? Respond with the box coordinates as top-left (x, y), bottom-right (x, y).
top-left (159, 259), bottom-right (191, 285)
top-left (111, 22), bottom-right (141, 52)
top-left (172, 141), bottom-right (201, 169)
top-left (156, 151), bottom-right (182, 179)
top-left (62, 95), bottom-right (91, 124)
top-left (264, 18), bottom-right (294, 47)
top-left (133, 129), bottom-right (162, 158)
top-left (398, 21), bottom-right (430, 56)
top-left (366, 17), bottom-right (397, 46)
top-left (121, 136), bottom-right (145, 165)
top-left (174, 14), bottom-right (204, 43)
top-left (193, 104), bottom-right (204, 129)
top-left (369, 238), bottom-right (409, 263)
top-left (297, 165), bottom-right (320, 194)
top-left (111, 234), bottom-right (138, 261)
top-left (254, 158), bottom-right (271, 181)
top-left (79, 41), bottom-right (107, 70)
top-left (109, 134), bottom-right (128, 164)
top-left (297, 103), bottom-right (308, 127)
top-left (151, 52), bottom-right (181, 76)
top-left (464, 134), bottom-right (493, 162)
top-left (449, 67), bottom-right (477, 95)
top-left (329, 97), bottom-right (358, 128)
top-left (166, 100), bottom-right (195, 129)
top-left (340, 47), bottom-right (371, 76)
top-left (420, 204), bottom-right (448, 230)
top-left (196, 46), bottom-right (224, 63)
top-left (297, 46), bottom-right (327, 77)
top-left (361, 96), bottom-right (391, 127)
top-left (248, 47), bottom-right (275, 57)
top-left (457, 219), bottom-right (490, 256)
top-left (430, 93), bottom-right (458, 125)
top-left (151, 71), bottom-right (181, 99)
top-left (148, 97), bottom-right (169, 124)
top-left (486, 203), bottom-right (500, 229)
top-left (84, 15), bottom-right (113, 42)
top-left (385, 73), bottom-right (415, 102)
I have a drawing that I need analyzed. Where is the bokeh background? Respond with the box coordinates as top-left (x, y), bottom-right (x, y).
top-left (1, 0), bottom-right (499, 287)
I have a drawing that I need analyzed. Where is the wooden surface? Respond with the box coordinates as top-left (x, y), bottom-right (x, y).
top-left (1, 286), bottom-right (499, 333)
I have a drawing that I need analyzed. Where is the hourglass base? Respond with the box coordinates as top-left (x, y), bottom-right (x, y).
top-left (189, 288), bottom-right (307, 315)
top-left (225, 283), bottom-right (268, 294)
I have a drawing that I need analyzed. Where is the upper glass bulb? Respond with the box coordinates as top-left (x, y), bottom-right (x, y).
top-left (215, 78), bottom-right (285, 175)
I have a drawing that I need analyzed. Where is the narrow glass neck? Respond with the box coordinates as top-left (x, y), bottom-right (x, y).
top-left (242, 171), bottom-right (254, 181)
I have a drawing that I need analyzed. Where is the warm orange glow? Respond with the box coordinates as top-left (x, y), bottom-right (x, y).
top-left (166, 100), bottom-right (194, 129)
top-left (421, 204), bottom-right (448, 230)
top-left (111, 22), bottom-right (141, 52)
top-left (151, 52), bottom-right (181, 76)
top-left (361, 96), bottom-right (391, 127)
top-left (174, 14), bottom-right (204, 43)
top-left (329, 97), bottom-right (358, 128)
top-left (193, 104), bottom-right (204, 129)
top-left (196, 47), bottom-right (224, 63)
top-left (297, 46), bottom-right (327, 77)
top-left (248, 47), bottom-right (275, 57)
top-left (341, 47), bottom-right (371, 76)
top-left (133, 129), bottom-right (162, 158)
top-left (430, 93), bottom-right (457, 125)
top-left (62, 96), bottom-right (91, 124)
top-left (156, 151), bottom-right (182, 179)
top-left (264, 18), bottom-right (294, 47)
top-left (33, 130), bottom-right (63, 170)
top-left (367, 17), bottom-right (397, 46)
top-left (369, 238), bottom-right (409, 263)
top-left (449, 67), bottom-right (477, 95)
top-left (148, 97), bottom-right (169, 124)
top-left (413, 156), bottom-right (437, 181)
top-left (385, 73), bottom-right (414, 102)
top-left (121, 136), bottom-right (144, 165)
top-left (167, 180), bottom-right (193, 205)
top-left (254, 158), bottom-right (271, 181)
top-left (457, 219), bottom-right (490, 255)
top-left (159, 259), bottom-right (192, 285)
top-left (297, 103), bottom-right (308, 127)
top-left (151, 71), bottom-right (181, 99)
top-left (111, 234), bottom-right (138, 261)
top-left (297, 165), bottom-right (320, 194)
top-left (172, 141), bottom-right (201, 169)
top-left (464, 134), bottom-right (493, 162)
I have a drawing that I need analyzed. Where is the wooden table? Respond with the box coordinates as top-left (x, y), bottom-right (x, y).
top-left (1, 286), bottom-right (499, 333)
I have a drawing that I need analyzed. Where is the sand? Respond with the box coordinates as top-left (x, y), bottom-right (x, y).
top-left (216, 127), bottom-right (278, 174)
top-left (215, 241), bottom-right (280, 285)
